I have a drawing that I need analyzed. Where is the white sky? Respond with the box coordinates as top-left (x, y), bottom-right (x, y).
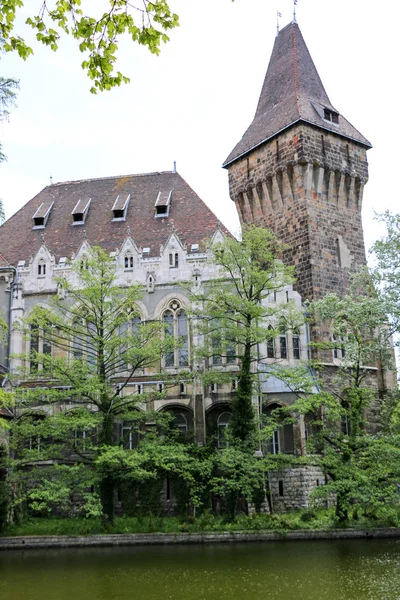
top-left (0, 0), bottom-right (399, 250)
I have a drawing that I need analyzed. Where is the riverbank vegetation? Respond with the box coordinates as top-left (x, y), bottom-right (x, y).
top-left (3, 505), bottom-right (400, 538)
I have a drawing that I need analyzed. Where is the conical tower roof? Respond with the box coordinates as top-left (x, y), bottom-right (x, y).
top-left (223, 22), bottom-right (371, 167)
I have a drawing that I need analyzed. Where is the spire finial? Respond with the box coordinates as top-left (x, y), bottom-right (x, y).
top-left (276, 10), bottom-right (282, 35)
top-left (127, 225), bottom-right (131, 237)
top-left (293, 0), bottom-right (298, 23)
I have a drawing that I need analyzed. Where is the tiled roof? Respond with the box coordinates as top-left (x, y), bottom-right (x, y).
top-left (223, 22), bottom-right (371, 167)
top-left (0, 171), bottom-right (229, 265)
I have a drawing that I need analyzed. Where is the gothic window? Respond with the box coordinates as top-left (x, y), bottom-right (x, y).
top-left (173, 412), bottom-right (188, 436)
top-left (292, 327), bottom-right (301, 360)
top-left (211, 327), bottom-right (222, 366)
top-left (267, 325), bottom-right (275, 358)
top-left (169, 253), bottom-right (179, 268)
top-left (74, 429), bottom-right (88, 452)
top-left (265, 403), bottom-right (294, 455)
top-left (37, 260), bottom-right (46, 277)
top-left (117, 314), bottom-right (142, 371)
top-left (163, 300), bottom-right (189, 368)
top-left (72, 318), bottom-right (96, 367)
top-left (270, 429), bottom-right (280, 454)
top-left (79, 255), bottom-right (89, 271)
top-left (217, 412), bottom-right (231, 448)
top-left (29, 323), bottom-right (52, 373)
top-left (124, 252), bottom-right (134, 270)
top-left (279, 322), bottom-right (287, 359)
top-left (210, 316), bottom-right (236, 366)
top-left (333, 334), bottom-right (346, 360)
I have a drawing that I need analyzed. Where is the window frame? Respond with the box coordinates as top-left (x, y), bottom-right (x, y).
top-left (162, 300), bottom-right (189, 369)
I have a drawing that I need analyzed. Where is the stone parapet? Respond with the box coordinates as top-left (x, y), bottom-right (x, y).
top-left (1, 528), bottom-right (400, 550)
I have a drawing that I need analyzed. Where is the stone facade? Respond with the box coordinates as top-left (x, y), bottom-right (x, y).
top-left (226, 123), bottom-right (369, 302)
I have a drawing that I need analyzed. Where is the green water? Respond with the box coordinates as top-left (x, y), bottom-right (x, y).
top-left (1, 539), bottom-right (400, 600)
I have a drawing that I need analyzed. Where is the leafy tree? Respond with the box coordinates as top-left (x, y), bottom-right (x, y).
top-left (192, 226), bottom-right (299, 449)
top-left (371, 211), bottom-right (400, 342)
top-left (0, 1), bottom-right (179, 92)
top-left (9, 246), bottom-right (174, 524)
top-left (277, 272), bottom-right (399, 522)
top-left (0, 73), bottom-right (19, 166)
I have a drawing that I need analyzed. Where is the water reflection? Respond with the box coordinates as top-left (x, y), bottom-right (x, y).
top-left (1, 539), bottom-right (400, 600)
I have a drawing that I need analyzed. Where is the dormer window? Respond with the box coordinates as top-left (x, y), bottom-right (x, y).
top-left (324, 108), bottom-right (339, 124)
top-left (112, 194), bottom-right (130, 221)
top-left (155, 190), bottom-right (172, 218)
top-left (32, 201), bottom-right (54, 229)
top-left (124, 252), bottom-right (134, 270)
top-left (38, 260), bottom-right (46, 277)
top-left (71, 198), bottom-right (91, 225)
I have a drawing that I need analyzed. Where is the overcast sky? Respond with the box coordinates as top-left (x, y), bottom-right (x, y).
top-left (0, 0), bottom-right (399, 250)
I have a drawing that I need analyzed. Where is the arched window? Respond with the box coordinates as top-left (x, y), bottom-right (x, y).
top-left (117, 314), bottom-right (142, 372)
top-left (265, 403), bottom-right (294, 455)
top-left (124, 252), bottom-right (133, 270)
top-left (210, 315), bottom-right (236, 366)
top-left (79, 255), bottom-right (89, 271)
top-left (72, 318), bottom-right (96, 367)
top-left (279, 321), bottom-right (287, 359)
top-left (217, 412), bottom-right (231, 448)
top-left (267, 325), bottom-right (275, 358)
top-left (163, 300), bottom-right (189, 368)
top-left (29, 323), bottom-right (52, 373)
top-left (37, 260), bottom-right (46, 276)
top-left (173, 412), bottom-right (188, 436)
top-left (292, 327), bottom-right (300, 360)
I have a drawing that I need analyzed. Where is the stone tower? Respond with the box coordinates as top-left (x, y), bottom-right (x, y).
top-left (223, 21), bottom-right (371, 302)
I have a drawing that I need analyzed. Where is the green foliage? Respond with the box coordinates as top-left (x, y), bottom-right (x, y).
top-left (193, 226), bottom-right (299, 448)
top-left (274, 271), bottom-right (400, 523)
top-left (0, 73), bottom-right (19, 166)
top-left (0, 1), bottom-right (179, 92)
top-left (310, 269), bottom-right (394, 389)
top-left (371, 211), bottom-right (400, 343)
top-left (6, 505), bottom-right (400, 537)
top-left (9, 246), bottom-right (172, 524)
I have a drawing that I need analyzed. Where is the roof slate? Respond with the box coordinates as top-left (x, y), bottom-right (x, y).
top-left (223, 22), bottom-right (371, 167)
top-left (0, 171), bottom-right (228, 265)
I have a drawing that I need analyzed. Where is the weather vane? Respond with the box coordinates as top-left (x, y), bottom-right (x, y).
top-left (293, 0), bottom-right (298, 23)
top-left (277, 9), bottom-right (282, 34)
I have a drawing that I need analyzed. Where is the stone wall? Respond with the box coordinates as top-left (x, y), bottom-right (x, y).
top-left (270, 465), bottom-right (326, 512)
top-left (3, 528), bottom-right (400, 550)
top-left (226, 123), bottom-right (369, 303)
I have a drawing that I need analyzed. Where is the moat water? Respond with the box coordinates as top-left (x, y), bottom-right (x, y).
top-left (1, 538), bottom-right (400, 600)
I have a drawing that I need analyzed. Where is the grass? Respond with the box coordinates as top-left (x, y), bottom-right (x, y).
top-left (2, 507), bottom-right (400, 537)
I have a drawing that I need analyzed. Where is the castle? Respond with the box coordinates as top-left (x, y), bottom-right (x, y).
top-left (0, 21), bottom-right (377, 511)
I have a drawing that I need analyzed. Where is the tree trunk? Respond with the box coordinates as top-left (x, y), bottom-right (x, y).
top-left (99, 409), bottom-right (115, 525)
top-left (230, 339), bottom-right (255, 444)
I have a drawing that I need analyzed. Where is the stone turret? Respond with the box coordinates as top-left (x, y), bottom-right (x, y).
top-left (223, 21), bottom-right (371, 301)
